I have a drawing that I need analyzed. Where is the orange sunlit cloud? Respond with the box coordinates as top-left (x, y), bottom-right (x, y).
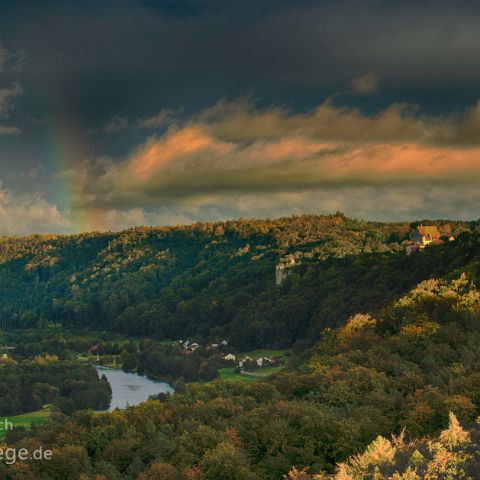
top-left (121, 127), bottom-right (480, 188)
top-left (127, 126), bottom-right (233, 180)
top-left (69, 99), bottom-right (480, 215)
top-left (324, 143), bottom-right (480, 180)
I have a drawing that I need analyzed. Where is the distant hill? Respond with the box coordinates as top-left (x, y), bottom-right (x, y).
top-left (0, 214), bottom-right (476, 349)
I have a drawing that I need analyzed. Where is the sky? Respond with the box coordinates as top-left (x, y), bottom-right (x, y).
top-left (1, 0), bottom-right (480, 234)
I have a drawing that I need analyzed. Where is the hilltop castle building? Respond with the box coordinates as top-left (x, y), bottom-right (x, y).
top-left (275, 253), bottom-right (300, 285)
top-left (406, 224), bottom-right (454, 254)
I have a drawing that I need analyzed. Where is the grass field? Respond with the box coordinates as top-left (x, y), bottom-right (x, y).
top-left (216, 348), bottom-right (289, 384)
top-left (218, 367), bottom-right (256, 383)
top-left (247, 366), bottom-right (284, 377)
top-left (0, 405), bottom-right (51, 439)
top-left (218, 366), bottom-right (284, 383)
top-left (243, 349), bottom-right (290, 359)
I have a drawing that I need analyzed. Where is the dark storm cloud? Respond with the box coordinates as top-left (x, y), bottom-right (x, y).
top-left (139, 0), bottom-right (218, 17)
top-left (2, 0), bottom-right (480, 232)
top-left (0, 44), bottom-right (25, 72)
top-left (2, 0), bottom-right (480, 129)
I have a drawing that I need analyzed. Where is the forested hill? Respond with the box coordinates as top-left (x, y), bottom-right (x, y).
top-left (0, 214), bottom-right (477, 349)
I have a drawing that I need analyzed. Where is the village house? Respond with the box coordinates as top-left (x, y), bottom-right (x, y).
top-left (256, 356), bottom-right (272, 367)
top-left (179, 340), bottom-right (201, 353)
top-left (223, 353), bottom-right (236, 362)
top-left (186, 342), bottom-right (200, 353)
top-left (238, 355), bottom-right (253, 368)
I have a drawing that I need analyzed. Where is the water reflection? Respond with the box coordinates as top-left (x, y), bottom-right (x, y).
top-left (96, 365), bottom-right (173, 410)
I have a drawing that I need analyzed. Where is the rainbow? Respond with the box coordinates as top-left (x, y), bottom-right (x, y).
top-left (41, 101), bottom-right (110, 233)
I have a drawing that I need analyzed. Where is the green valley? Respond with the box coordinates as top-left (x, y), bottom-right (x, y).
top-left (1, 215), bottom-right (480, 479)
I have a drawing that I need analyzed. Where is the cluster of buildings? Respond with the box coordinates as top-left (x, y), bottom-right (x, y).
top-left (178, 339), bottom-right (229, 354)
top-left (234, 354), bottom-right (273, 370)
top-left (406, 224), bottom-right (454, 255)
top-left (178, 339), bottom-right (201, 353)
top-left (178, 339), bottom-right (276, 371)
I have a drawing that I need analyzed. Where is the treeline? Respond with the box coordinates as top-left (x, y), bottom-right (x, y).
top-left (6, 271), bottom-right (480, 478)
top-left (0, 214), bottom-right (475, 349)
top-left (135, 342), bottom-right (217, 382)
top-left (0, 360), bottom-right (111, 416)
top-left (2, 329), bottom-right (220, 383)
top-left (119, 340), bottom-right (219, 382)
top-left (2, 327), bottom-right (97, 360)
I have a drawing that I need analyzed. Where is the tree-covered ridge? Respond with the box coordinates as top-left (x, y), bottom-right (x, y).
top-left (5, 272), bottom-right (480, 479)
top-left (300, 273), bottom-right (480, 438)
top-left (0, 215), bottom-right (473, 349)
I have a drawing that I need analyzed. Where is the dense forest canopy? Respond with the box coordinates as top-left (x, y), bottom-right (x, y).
top-left (5, 270), bottom-right (480, 478)
top-left (0, 214), bottom-right (475, 349)
top-left (2, 216), bottom-right (480, 478)
top-left (0, 359), bottom-right (111, 416)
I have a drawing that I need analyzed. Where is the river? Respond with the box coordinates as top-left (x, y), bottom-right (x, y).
top-left (95, 365), bottom-right (174, 411)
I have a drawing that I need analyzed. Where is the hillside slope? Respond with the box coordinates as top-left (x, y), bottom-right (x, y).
top-left (6, 270), bottom-right (480, 478)
top-left (0, 214), bottom-right (474, 349)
